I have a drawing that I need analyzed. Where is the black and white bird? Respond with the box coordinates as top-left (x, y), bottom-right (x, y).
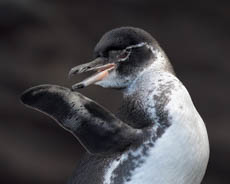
top-left (21, 27), bottom-right (209, 184)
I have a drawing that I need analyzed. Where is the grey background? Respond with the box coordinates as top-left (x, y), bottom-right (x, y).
top-left (0, 0), bottom-right (229, 183)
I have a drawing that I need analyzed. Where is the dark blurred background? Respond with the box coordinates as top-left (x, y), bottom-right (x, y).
top-left (0, 0), bottom-right (229, 183)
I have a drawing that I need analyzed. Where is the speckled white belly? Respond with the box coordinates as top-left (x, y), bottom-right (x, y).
top-left (104, 117), bottom-right (208, 184)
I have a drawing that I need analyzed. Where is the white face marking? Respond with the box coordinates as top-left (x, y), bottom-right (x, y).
top-left (116, 43), bottom-right (146, 63)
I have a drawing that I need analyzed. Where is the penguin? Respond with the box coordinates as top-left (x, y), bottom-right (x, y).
top-left (20, 27), bottom-right (209, 184)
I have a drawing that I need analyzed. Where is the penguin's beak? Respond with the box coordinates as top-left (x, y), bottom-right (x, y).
top-left (68, 57), bottom-right (116, 90)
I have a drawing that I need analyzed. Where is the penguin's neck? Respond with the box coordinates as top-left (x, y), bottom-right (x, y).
top-left (118, 63), bottom-right (175, 130)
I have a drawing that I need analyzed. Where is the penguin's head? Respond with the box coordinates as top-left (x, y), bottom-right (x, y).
top-left (69, 27), bottom-right (173, 90)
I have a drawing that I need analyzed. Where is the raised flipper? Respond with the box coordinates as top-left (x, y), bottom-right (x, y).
top-left (20, 84), bottom-right (142, 155)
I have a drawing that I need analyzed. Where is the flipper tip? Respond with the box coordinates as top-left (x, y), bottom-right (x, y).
top-left (20, 87), bottom-right (35, 106)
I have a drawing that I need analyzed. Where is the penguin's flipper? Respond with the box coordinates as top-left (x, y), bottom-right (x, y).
top-left (20, 84), bottom-right (142, 155)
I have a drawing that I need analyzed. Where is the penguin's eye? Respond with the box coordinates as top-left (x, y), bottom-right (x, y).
top-left (118, 48), bottom-right (131, 61)
top-left (109, 48), bottom-right (131, 62)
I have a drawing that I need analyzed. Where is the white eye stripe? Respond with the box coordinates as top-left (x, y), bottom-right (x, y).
top-left (112, 42), bottom-right (151, 63)
top-left (118, 42), bottom-right (148, 62)
top-left (126, 42), bottom-right (148, 50)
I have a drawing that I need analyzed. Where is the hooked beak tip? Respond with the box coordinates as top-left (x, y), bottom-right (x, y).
top-left (68, 68), bottom-right (77, 79)
top-left (68, 72), bottom-right (73, 79)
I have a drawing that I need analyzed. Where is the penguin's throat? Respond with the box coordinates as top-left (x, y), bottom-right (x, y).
top-left (118, 94), bottom-right (155, 129)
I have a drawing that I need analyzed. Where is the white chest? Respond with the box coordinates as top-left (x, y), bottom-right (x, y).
top-left (104, 72), bottom-right (209, 184)
top-left (125, 121), bottom-right (208, 184)
top-left (104, 118), bottom-right (209, 184)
